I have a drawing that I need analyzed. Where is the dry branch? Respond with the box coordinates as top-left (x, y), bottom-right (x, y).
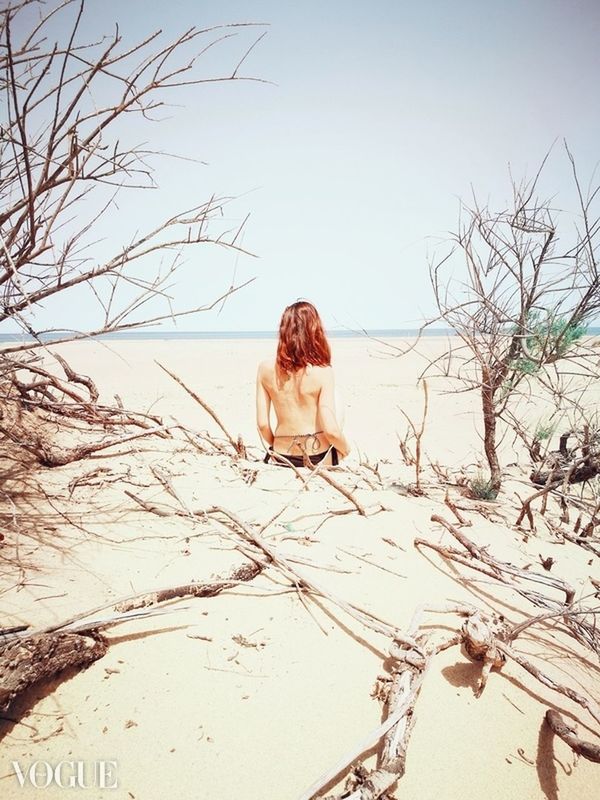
top-left (156, 361), bottom-right (246, 457)
top-left (312, 467), bottom-right (367, 516)
top-left (53, 353), bottom-right (99, 402)
top-left (497, 641), bottom-right (600, 728)
top-left (397, 379), bottom-right (429, 493)
top-left (205, 506), bottom-right (406, 641)
top-left (0, 558), bottom-right (263, 711)
top-left (113, 561), bottom-right (262, 613)
top-left (0, 3), bottom-right (265, 345)
top-left (303, 593), bottom-right (600, 799)
top-left (417, 515), bottom-right (600, 660)
top-left (299, 654), bottom-right (429, 800)
top-left (444, 490), bottom-right (472, 525)
top-left (545, 709), bottom-right (600, 763)
top-left (430, 514), bottom-right (576, 605)
top-left (124, 491), bottom-right (412, 644)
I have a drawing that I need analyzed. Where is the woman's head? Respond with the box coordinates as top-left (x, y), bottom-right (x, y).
top-left (276, 301), bottom-right (331, 375)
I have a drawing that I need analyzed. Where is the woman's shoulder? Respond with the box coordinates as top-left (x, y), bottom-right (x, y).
top-left (306, 363), bottom-right (333, 382)
top-left (257, 359), bottom-right (276, 379)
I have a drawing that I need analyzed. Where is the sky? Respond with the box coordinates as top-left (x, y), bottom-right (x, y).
top-left (6, 0), bottom-right (600, 333)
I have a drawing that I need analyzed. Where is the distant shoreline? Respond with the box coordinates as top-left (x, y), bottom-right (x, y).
top-left (1, 327), bottom-right (599, 344)
top-left (0, 328), bottom-right (455, 343)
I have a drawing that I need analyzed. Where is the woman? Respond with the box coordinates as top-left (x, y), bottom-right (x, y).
top-left (256, 301), bottom-right (350, 467)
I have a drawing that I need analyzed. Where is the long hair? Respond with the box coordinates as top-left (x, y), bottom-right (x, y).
top-left (276, 301), bottom-right (331, 375)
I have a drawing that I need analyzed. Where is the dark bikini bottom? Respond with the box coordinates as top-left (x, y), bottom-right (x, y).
top-left (263, 447), bottom-right (339, 468)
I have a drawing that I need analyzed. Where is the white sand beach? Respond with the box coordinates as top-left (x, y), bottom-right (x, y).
top-left (1, 335), bottom-right (599, 800)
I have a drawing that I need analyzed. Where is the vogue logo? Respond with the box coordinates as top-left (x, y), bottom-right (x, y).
top-left (11, 760), bottom-right (118, 789)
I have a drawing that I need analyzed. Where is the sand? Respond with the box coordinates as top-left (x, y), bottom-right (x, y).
top-left (1, 335), bottom-right (599, 799)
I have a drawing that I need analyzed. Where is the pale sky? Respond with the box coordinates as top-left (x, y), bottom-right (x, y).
top-left (7, 0), bottom-right (600, 333)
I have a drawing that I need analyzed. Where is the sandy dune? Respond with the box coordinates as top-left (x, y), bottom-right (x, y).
top-left (1, 336), bottom-right (598, 799)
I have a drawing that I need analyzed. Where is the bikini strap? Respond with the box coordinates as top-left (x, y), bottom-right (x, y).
top-left (276, 431), bottom-right (324, 454)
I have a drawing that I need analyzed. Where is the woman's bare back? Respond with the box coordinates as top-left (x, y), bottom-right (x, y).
top-left (258, 361), bottom-right (330, 456)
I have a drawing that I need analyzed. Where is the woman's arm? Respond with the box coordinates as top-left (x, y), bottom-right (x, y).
top-left (256, 363), bottom-right (274, 447)
top-left (318, 367), bottom-right (351, 458)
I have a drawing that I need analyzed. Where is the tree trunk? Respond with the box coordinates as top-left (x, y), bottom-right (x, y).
top-left (0, 632), bottom-right (108, 713)
top-left (481, 381), bottom-right (501, 496)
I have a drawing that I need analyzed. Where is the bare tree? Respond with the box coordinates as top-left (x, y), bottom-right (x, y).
top-left (425, 147), bottom-right (600, 496)
top-left (0, 0), bottom-right (266, 463)
top-left (0, 0), bottom-right (266, 348)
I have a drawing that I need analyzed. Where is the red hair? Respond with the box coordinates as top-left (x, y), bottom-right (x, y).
top-left (276, 301), bottom-right (331, 375)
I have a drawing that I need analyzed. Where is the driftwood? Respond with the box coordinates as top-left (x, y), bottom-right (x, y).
top-left (303, 593), bottom-right (600, 800)
top-left (516, 475), bottom-right (565, 529)
top-left (303, 606), bottom-right (510, 799)
top-left (1, 354), bottom-right (172, 468)
top-left (3, 354), bottom-right (163, 429)
top-left (532, 462), bottom-right (600, 486)
top-left (444, 490), bottom-right (472, 526)
top-left (530, 428), bottom-right (600, 487)
top-left (461, 610), bottom-right (507, 695)
top-left (53, 354), bottom-right (100, 403)
top-left (9, 354), bottom-right (99, 408)
top-left (330, 611), bottom-right (433, 800)
top-left (114, 563), bottom-right (263, 612)
top-left (545, 709), bottom-right (600, 763)
top-left (298, 514), bottom-right (599, 798)
top-left (31, 424), bottom-right (171, 467)
top-left (125, 492), bottom-right (409, 644)
top-left (204, 506), bottom-right (409, 642)
top-left (417, 516), bottom-right (600, 657)
top-left (496, 641), bottom-right (600, 728)
top-left (300, 606), bottom-right (430, 800)
top-left (0, 561), bottom-right (262, 713)
top-left (0, 632), bottom-right (108, 713)
top-left (429, 514), bottom-right (576, 605)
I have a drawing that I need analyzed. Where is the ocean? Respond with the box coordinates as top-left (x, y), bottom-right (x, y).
top-left (0, 328), bottom-right (456, 343)
top-left (0, 327), bottom-right (599, 343)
